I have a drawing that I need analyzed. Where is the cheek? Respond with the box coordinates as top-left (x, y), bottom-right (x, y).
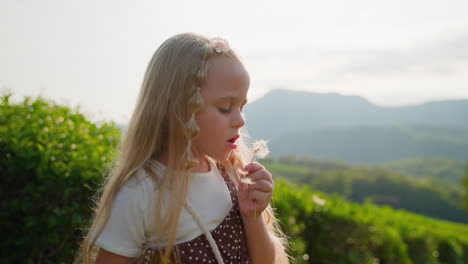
top-left (195, 111), bottom-right (217, 137)
top-left (197, 114), bottom-right (230, 145)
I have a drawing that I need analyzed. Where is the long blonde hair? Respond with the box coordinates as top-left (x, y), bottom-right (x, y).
top-left (75, 33), bottom-right (289, 264)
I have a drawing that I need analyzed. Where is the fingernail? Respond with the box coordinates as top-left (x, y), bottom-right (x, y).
top-left (245, 164), bottom-right (251, 170)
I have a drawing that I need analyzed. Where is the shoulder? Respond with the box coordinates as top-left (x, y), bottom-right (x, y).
top-left (113, 165), bottom-right (160, 215)
top-left (125, 165), bottom-right (157, 191)
top-left (93, 166), bottom-right (159, 257)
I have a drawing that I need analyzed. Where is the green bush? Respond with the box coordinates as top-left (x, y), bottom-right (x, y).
top-left (273, 179), bottom-right (468, 264)
top-left (0, 94), bottom-right (120, 263)
top-left (264, 159), bottom-right (468, 224)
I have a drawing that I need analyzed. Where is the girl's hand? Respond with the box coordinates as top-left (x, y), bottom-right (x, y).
top-left (238, 162), bottom-right (274, 221)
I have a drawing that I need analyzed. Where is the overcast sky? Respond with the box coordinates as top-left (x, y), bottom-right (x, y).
top-left (1, 0), bottom-right (468, 123)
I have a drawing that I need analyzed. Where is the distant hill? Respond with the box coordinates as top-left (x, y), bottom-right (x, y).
top-left (244, 89), bottom-right (468, 140)
top-left (244, 89), bottom-right (468, 163)
top-left (381, 157), bottom-right (467, 184)
top-left (263, 157), bottom-right (468, 224)
top-left (268, 125), bottom-right (468, 163)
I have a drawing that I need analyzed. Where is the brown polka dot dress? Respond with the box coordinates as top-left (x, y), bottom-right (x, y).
top-left (141, 166), bottom-right (251, 264)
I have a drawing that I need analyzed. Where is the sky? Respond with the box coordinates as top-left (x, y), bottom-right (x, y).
top-left (1, 0), bottom-right (468, 123)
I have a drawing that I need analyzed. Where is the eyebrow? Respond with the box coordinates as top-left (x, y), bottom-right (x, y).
top-left (217, 96), bottom-right (248, 104)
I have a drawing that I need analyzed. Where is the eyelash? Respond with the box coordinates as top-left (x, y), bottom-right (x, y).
top-left (219, 107), bottom-right (231, 114)
top-left (218, 105), bottom-right (245, 114)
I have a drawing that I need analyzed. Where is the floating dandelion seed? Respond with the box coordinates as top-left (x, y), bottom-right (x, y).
top-left (240, 176), bottom-right (254, 185)
top-left (313, 195), bottom-right (326, 206)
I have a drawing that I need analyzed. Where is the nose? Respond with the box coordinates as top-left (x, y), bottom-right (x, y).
top-left (232, 110), bottom-right (246, 129)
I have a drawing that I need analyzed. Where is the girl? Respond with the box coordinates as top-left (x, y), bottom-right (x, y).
top-left (76, 33), bottom-right (289, 264)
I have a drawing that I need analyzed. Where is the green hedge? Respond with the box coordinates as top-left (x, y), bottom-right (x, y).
top-left (264, 159), bottom-right (468, 224)
top-left (0, 94), bottom-right (120, 263)
top-left (273, 180), bottom-right (468, 264)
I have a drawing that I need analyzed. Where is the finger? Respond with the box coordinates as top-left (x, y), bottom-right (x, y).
top-left (249, 179), bottom-right (273, 193)
top-left (238, 180), bottom-right (250, 192)
top-left (244, 162), bottom-right (265, 173)
top-left (249, 189), bottom-right (272, 203)
top-left (246, 169), bottom-right (272, 183)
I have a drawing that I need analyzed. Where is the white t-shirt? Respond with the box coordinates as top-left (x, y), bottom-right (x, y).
top-left (93, 158), bottom-right (233, 257)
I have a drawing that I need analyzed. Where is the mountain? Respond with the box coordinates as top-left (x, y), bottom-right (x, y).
top-left (244, 89), bottom-right (468, 163)
top-left (244, 89), bottom-right (468, 140)
top-left (268, 125), bottom-right (468, 163)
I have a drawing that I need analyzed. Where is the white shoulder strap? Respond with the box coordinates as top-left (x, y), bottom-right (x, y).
top-left (184, 199), bottom-right (225, 264)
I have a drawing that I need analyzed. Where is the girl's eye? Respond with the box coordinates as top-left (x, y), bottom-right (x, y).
top-left (218, 107), bottom-right (231, 114)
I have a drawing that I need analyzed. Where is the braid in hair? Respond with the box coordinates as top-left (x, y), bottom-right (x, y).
top-left (181, 49), bottom-right (211, 171)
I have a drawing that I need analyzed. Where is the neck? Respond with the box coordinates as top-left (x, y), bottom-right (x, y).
top-left (191, 156), bottom-right (210, 173)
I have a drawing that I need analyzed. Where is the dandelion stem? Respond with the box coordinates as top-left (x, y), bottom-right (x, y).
top-left (248, 140), bottom-right (269, 220)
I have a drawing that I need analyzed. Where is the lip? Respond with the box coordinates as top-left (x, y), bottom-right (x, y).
top-left (227, 135), bottom-right (240, 149)
top-left (227, 134), bottom-right (240, 143)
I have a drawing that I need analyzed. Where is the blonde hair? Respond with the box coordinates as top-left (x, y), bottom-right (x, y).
top-left (75, 33), bottom-right (289, 264)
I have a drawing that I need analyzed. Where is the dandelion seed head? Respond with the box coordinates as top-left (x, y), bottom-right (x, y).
top-left (251, 139), bottom-right (269, 160)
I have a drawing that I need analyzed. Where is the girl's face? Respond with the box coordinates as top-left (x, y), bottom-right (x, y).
top-left (194, 55), bottom-right (250, 162)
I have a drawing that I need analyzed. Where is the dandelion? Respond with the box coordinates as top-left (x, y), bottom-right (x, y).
top-left (241, 139), bottom-right (270, 219)
top-left (250, 139), bottom-right (269, 162)
top-left (241, 139), bottom-right (270, 185)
